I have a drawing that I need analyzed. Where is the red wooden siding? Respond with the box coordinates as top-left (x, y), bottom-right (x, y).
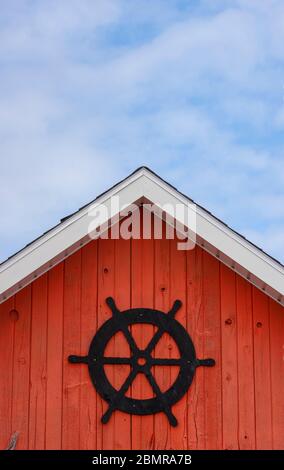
top-left (0, 233), bottom-right (284, 450)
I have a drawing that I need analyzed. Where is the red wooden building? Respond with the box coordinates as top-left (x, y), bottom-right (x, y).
top-left (0, 167), bottom-right (283, 450)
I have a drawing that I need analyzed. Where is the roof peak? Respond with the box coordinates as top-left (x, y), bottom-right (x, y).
top-left (0, 166), bottom-right (283, 306)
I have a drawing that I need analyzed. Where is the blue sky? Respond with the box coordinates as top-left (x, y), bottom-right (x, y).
top-left (0, 0), bottom-right (283, 263)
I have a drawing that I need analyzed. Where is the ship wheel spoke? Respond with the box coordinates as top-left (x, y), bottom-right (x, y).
top-left (144, 327), bottom-right (164, 354)
top-left (145, 369), bottom-right (178, 427)
top-left (151, 357), bottom-right (182, 366)
top-left (102, 357), bottom-right (132, 365)
top-left (145, 300), bottom-right (182, 354)
top-left (120, 325), bottom-right (140, 355)
top-left (106, 297), bottom-right (140, 355)
top-left (194, 358), bottom-right (215, 367)
top-left (101, 368), bottom-right (138, 424)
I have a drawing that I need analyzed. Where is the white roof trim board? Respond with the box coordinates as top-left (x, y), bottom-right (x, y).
top-left (0, 167), bottom-right (283, 306)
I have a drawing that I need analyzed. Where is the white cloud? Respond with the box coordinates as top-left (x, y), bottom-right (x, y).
top-left (0, 0), bottom-right (283, 263)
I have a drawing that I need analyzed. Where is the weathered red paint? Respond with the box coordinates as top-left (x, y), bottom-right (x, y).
top-left (0, 229), bottom-right (283, 450)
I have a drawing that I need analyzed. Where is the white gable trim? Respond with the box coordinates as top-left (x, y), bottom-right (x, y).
top-left (0, 167), bottom-right (283, 305)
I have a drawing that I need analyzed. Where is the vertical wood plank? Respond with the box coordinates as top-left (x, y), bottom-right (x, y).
top-left (62, 251), bottom-right (82, 449)
top-left (236, 276), bottom-right (256, 449)
top-left (252, 287), bottom-right (273, 449)
top-left (220, 264), bottom-right (239, 449)
top-left (202, 251), bottom-right (222, 449)
top-left (97, 237), bottom-right (115, 450)
top-left (12, 285), bottom-right (32, 449)
top-left (2, 228), bottom-right (283, 452)
top-left (269, 299), bottom-right (284, 449)
top-left (79, 241), bottom-right (98, 450)
top-left (0, 297), bottom-right (14, 449)
top-left (46, 263), bottom-right (64, 449)
top-left (29, 274), bottom-right (48, 449)
top-left (186, 246), bottom-right (205, 449)
top-left (153, 230), bottom-right (171, 450)
top-left (131, 235), bottom-right (155, 450)
top-left (113, 237), bottom-right (131, 449)
top-left (169, 238), bottom-right (187, 450)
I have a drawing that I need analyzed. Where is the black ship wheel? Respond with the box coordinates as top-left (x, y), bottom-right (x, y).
top-left (68, 297), bottom-right (215, 427)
